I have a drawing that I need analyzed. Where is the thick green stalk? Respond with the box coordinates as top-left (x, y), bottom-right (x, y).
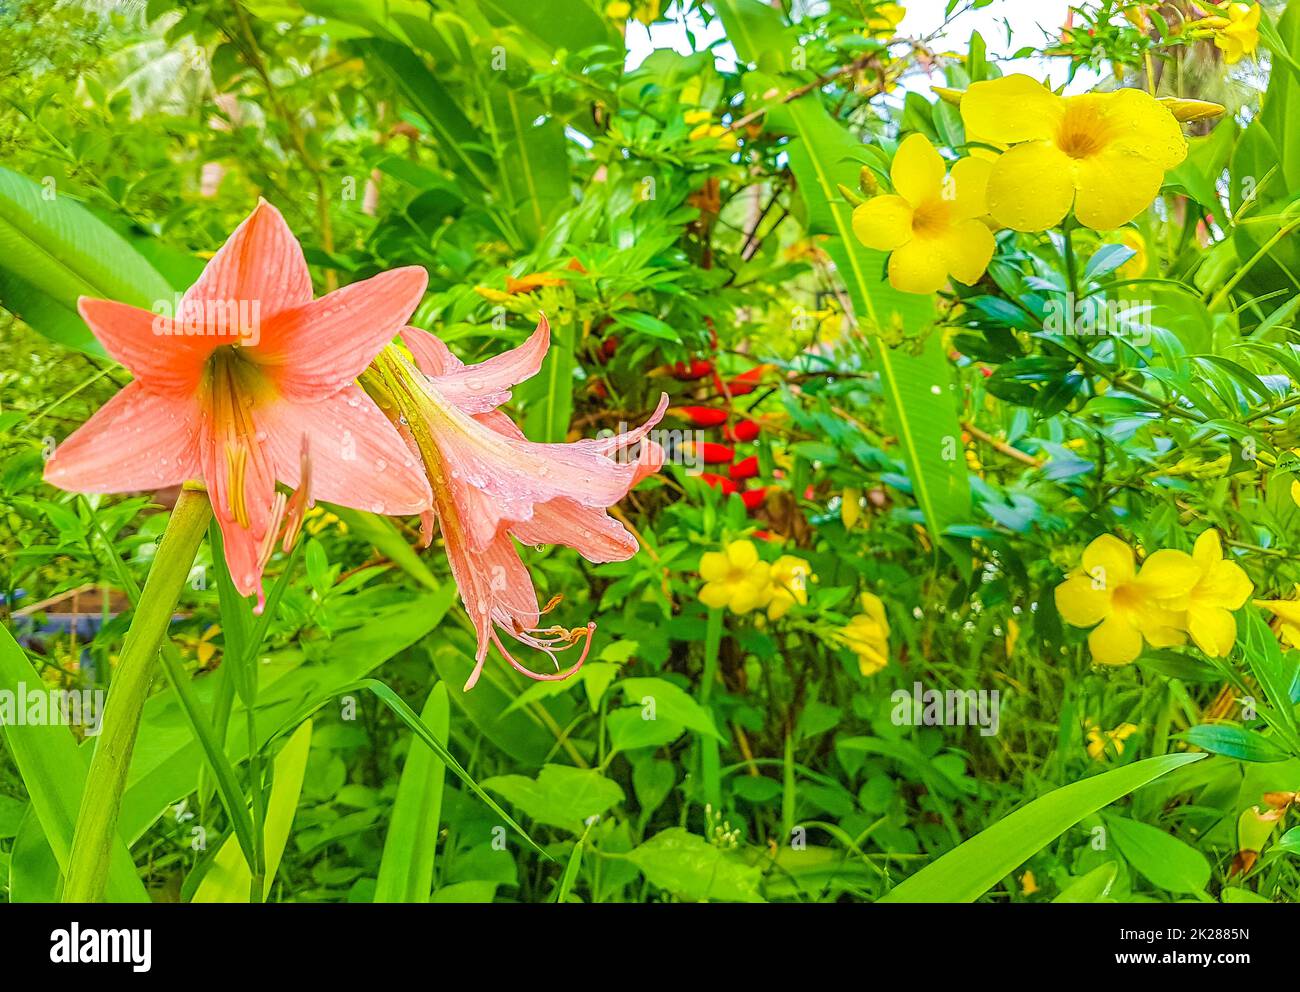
top-left (63, 487), bottom-right (212, 902)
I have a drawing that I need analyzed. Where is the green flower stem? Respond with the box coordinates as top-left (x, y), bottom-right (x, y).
top-left (698, 608), bottom-right (724, 811)
top-left (63, 487), bottom-right (212, 903)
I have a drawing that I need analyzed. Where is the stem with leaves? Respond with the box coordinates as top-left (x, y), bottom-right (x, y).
top-left (63, 487), bottom-right (212, 902)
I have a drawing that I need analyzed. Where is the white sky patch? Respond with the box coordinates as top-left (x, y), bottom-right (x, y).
top-left (624, 0), bottom-right (1105, 94)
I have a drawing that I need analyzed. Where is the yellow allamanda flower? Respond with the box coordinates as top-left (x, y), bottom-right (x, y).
top-left (699, 540), bottom-right (772, 615)
top-left (851, 133), bottom-right (995, 295)
top-left (838, 591), bottom-right (891, 676)
top-left (767, 555), bottom-right (813, 620)
top-left (864, 2), bottom-right (906, 39)
top-left (1202, 2), bottom-right (1262, 64)
top-left (1254, 585), bottom-right (1300, 648)
top-left (1054, 534), bottom-right (1198, 666)
top-left (1085, 721), bottom-right (1138, 761)
top-left (960, 74), bottom-right (1187, 232)
top-left (1181, 530), bottom-right (1253, 657)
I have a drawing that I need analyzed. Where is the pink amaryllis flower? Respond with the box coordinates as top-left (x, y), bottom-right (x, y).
top-left (44, 201), bottom-right (432, 607)
top-left (360, 315), bottom-right (666, 689)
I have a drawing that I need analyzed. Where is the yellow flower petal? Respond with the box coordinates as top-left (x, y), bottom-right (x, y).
top-left (960, 74), bottom-right (1063, 145)
top-left (1071, 148), bottom-right (1167, 230)
top-left (1055, 574), bottom-right (1110, 628)
top-left (1202, 560), bottom-right (1253, 609)
top-left (1135, 548), bottom-right (1200, 599)
top-left (726, 539), bottom-right (759, 570)
top-left (852, 195), bottom-right (914, 251)
top-left (699, 551), bottom-right (729, 582)
top-left (859, 591), bottom-right (889, 633)
top-left (1089, 614), bottom-right (1144, 665)
top-left (887, 237), bottom-right (950, 294)
top-left (1081, 534), bottom-right (1137, 588)
top-left (948, 155), bottom-right (993, 222)
top-left (1188, 605), bottom-right (1239, 657)
top-left (986, 140), bottom-right (1075, 232)
top-left (891, 133), bottom-right (946, 208)
top-left (1257, 596), bottom-right (1300, 629)
top-left (730, 580), bottom-right (770, 615)
top-left (699, 582), bottom-right (731, 609)
top-left (1100, 89), bottom-right (1187, 170)
top-left (938, 218), bottom-right (995, 285)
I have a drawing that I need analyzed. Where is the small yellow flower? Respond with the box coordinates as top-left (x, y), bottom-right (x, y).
top-left (699, 540), bottom-right (771, 615)
top-left (1085, 721), bottom-right (1138, 760)
top-left (851, 133), bottom-right (995, 294)
top-left (767, 555), bottom-right (812, 620)
top-left (632, 0), bottom-right (661, 25)
top-left (1254, 585), bottom-right (1300, 647)
top-left (1114, 228), bottom-right (1148, 280)
top-left (1054, 535), bottom-right (1199, 665)
top-left (1205, 3), bottom-right (1261, 64)
top-left (1182, 530), bottom-right (1253, 657)
top-left (960, 74), bottom-right (1187, 232)
top-left (864, 2), bottom-right (906, 39)
top-left (605, 0), bottom-right (631, 19)
top-left (685, 110), bottom-right (739, 150)
top-left (838, 591), bottom-right (891, 676)
top-left (840, 487), bottom-right (862, 530)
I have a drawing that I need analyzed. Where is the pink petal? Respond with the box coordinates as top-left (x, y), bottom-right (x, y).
top-left (256, 384), bottom-right (432, 515)
top-left (511, 499), bottom-right (638, 563)
top-left (183, 200), bottom-right (313, 323)
top-left (401, 326), bottom-right (463, 376)
top-left (257, 267), bottom-right (429, 400)
top-left (402, 315), bottom-right (549, 414)
top-left (44, 382), bottom-right (201, 492)
top-left (424, 386), bottom-right (668, 552)
top-left (78, 298), bottom-right (214, 395)
top-left (441, 513), bottom-right (540, 666)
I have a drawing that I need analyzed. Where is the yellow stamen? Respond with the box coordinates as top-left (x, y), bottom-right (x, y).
top-left (225, 441), bottom-right (250, 529)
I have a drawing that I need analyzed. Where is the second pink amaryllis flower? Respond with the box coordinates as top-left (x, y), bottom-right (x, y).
top-left (361, 315), bottom-right (666, 689)
top-left (44, 201), bottom-right (432, 605)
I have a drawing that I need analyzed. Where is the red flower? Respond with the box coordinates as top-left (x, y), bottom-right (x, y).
top-left (729, 455), bottom-right (759, 481)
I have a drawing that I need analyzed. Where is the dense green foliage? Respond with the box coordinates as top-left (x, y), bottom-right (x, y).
top-left (3, 0), bottom-right (1300, 904)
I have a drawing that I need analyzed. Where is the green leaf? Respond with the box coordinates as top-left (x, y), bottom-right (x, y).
top-left (618, 677), bottom-right (724, 741)
top-left (470, 0), bottom-right (617, 56)
top-left (0, 624), bottom-right (148, 902)
top-left (375, 683), bottom-right (450, 902)
top-left (606, 708), bottom-right (685, 752)
top-left (483, 764), bottom-right (624, 834)
top-left (625, 828), bottom-right (764, 903)
top-left (1183, 724), bottom-right (1290, 763)
top-left (0, 167), bottom-right (173, 355)
top-left (1084, 243), bottom-right (1137, 281)
top-left (192, 720), bottom-right (313, 902)
top-left (1103, 813), bottom-right (1212, 895)
top-left (519, 314), bottom-right (575, 442)
top-left (879, 753), bottom-right (1205, 902)
top-left (1052, 862), bottom-right (1119, 903)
